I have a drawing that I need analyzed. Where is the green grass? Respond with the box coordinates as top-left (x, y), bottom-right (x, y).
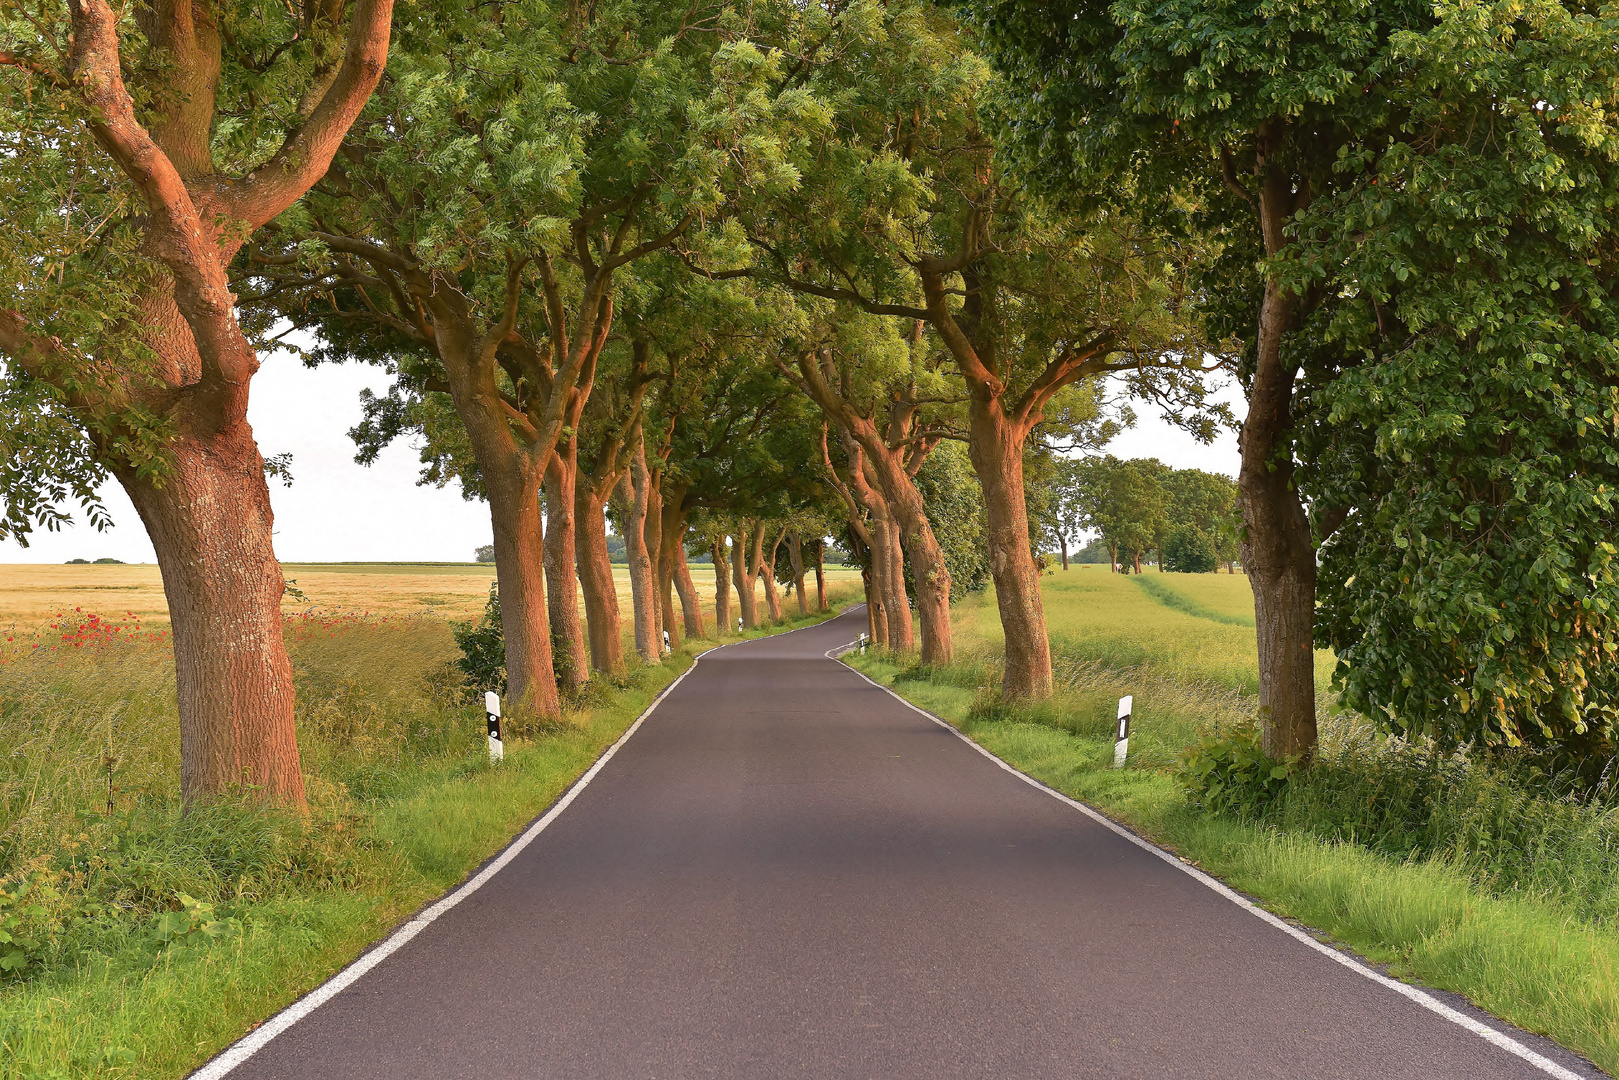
top-left (1129, 572), bottom-right (1255, 626)
top-left (1, 595), bottom-right (857, 1080)
top-left (851, 576), bottom-right (1619, 1075)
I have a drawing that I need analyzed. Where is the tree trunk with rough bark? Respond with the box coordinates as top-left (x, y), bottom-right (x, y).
top-left (711, 536), bottom-right (732, 634)
top-left (656, 485), bottom-right (694, 646)
top-left (762, 527), bottom-right (786, 623)
top-left (814, 539), bottom-right (827, 612)
top-left (732, 525), bottom-right (761, 629)
top-left (0, 0), bottom-right (398, 810)
top-left (120, 435), bottom-right (303, 805)
top-left (789, 531), bottom-right (808, 616)
top-left (967, 397), bottom-right (1053, 700)
top-left (665, 508), bottom-right (705, 639)
top-left (574, 482), bottom-right (623, 676)
top-left (544, 446), bottom-right (588, 691)
top-left (483, 463), bottom-right (561, 718)
top-left (790, 353), bottom-right (945, 659)
top-left (644, 467), bottom-right (665, 650)
top-left (1241, 269), bottom-right (1318, 759)
top-left (626, 433), bottom-right (661, 663)
top-left (1059, 534), bottom-right (1068, 570)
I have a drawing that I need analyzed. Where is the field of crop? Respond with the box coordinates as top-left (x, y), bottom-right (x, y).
top-left (0, 561), bottom-right (863, 639)
top-left (0, 563), bottom-right (861, 1080)
top-left (850, 568), bottom-right (1619, 1072)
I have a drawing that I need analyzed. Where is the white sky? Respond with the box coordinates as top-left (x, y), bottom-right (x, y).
top-left (0, 361), bottom-right (1244, 565)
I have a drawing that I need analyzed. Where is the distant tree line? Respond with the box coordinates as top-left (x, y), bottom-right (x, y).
top-left (1037, 458), bottom-right (1238, 576)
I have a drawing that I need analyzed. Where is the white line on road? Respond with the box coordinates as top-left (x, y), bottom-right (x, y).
top-left (188, 647), bottom-right (723, 1080)
top-left (828, 636), bottom-right (1590, 1080)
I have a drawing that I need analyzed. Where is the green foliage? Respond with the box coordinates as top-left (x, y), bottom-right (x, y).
top-left (450, 588), bottom-right (507, 696)
top-left (1064, 456), bottom-right (1166, 571)
top-left (1272, 737), bottom-right (1619, 918)
top-left (0, 877), bottom-right (51, 979)
top-left (1292, 1), bottom-right (1619, 757)
top-left (914, 442), bottom-right (991, 596)
top-left (1177, 722), bottom-right (1300, 818)
top-left (1161, 527), bottom-right (1217, 574)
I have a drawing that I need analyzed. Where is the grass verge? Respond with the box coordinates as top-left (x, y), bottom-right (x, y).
top-left (2, 598), bottom-right (855, 1080)
top-left (848, 608), bottom-right (1619, 1074)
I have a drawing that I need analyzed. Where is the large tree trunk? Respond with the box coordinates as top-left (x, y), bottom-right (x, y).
top-left (789, 532), bottom-right (808, 616)
top-left (761, 527), bottom-right (786, 622)
top-left (711, 536), bottom-right (732, 634)
top-left (484, 464), bottom-right (561, 718)
top-left (814, 539), bottom-right (827, 612)
top-left (644, 468), bottom-right (666, 650)
top-left (855, 434), bottom-right (951, 663)
top-left (856, 533), bottom-right (887, 644)
top-left (665, 508), bottom-right (705, 639)
top-left (967, 398), bottom-right (1053, 700)
top-left (1240, 272), bottom-right (1318, 759)
top-left (7, 0), bottom-right (397, 812)
top-left (1059, 534), bottom-right (1069, 571)
top-left (656, 485), bottom-right (698, 645)
top-left (119, 434), bottom-right (303, 806)
top-left (732, 526), bottom-right (760, 629)
top-left (544, 447), bottom-right (588, 691)
top-left (870, 516), bottom-right (911, 651)
top-left (625, 436), bottom-right (661, 663)
top-left (574, 482), bottom-right (624, 676)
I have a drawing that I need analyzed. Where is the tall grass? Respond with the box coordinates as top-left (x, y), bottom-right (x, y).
top-left (2, 590), bottom-right (859, 1080)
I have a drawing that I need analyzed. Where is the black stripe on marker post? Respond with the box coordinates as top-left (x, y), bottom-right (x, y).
top-left (485, 690), bottom-right (504, 764)
top-left (1113, 695), bottom-right (1132, 768)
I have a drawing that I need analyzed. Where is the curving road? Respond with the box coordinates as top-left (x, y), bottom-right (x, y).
top-left (200, 607), bottom-right (1604, 1080)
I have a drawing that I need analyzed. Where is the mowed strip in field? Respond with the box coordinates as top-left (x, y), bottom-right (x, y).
top-left (0, 561), bottom-right (863, 637)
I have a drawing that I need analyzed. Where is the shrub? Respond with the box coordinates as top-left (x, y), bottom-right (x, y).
top-left (1162, 526), bottom-right (1217, 573)
top-left (1177, 719), bottom-right (1300, 817)
top-left (450, 586), bottom-right (506, 695)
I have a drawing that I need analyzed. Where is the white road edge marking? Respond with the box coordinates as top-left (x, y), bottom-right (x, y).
top-left (190, 639), bottom-right (742, 1080)
top-left (826, 636), bottom-right (1588, 1080)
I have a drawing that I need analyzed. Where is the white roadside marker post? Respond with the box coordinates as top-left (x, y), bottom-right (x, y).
top-left (1113, 695), bottom-right (1132, 768)
top-left (858, 631), bottom-right (868, 654)
top-left (485, 690), bottom-right (504, 764)
top-left (662, 629), bottom-right (671, 655)
top-left (737, 615), bottom-right (743, 632)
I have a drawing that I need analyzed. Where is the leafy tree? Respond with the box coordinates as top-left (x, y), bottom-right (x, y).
top-left (1293, 3), bottom-right (1619, 760)
top-left (777, 310), bottom-right (960, 661)
top-left (1162, 528), bottom-right (1217, 574)
top-left (1070, 456), bottom-right (1167, 574)
top-left (915, 441), bottom-right (991, 596)
top-left (698, 0), bottom-right (1214, 697)
top-left (1161, 469), bottom-right (1239, 573)
top-left (0, 0), bottom-right (394, 806)
top-left (246, 0), bottom-right (820, 712)
top-left (963, 0), bottom-right (1432, 754)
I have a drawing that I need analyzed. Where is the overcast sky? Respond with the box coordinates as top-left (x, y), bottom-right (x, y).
top-left (0, 354), bottom-right (1244, 565)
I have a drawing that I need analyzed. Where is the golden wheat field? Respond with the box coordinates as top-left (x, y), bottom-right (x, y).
top-left (0, 560), bottom-right (864, 635)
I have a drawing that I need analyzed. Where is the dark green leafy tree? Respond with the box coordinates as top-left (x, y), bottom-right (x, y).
top-left (1069, 456), bottom-right (1166, 574)
top-left (1293, 3), bottom-right (1619, 760)
top-left (1161, 468), bottom-right (1240, 574)
top-left (963, 0), bottom-right (1432, 754)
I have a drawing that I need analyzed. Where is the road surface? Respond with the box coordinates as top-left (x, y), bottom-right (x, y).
top-left (206, 608), bottom-right (1603, 1080)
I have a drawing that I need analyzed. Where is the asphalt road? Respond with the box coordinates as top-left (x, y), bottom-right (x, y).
top-left (208, 608), bottom-right (1604, 1080)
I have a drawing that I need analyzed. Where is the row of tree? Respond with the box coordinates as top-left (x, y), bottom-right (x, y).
top-left (6, 0), bottom-right (1618, 807)
top-left (1045, 459), bottom-right (1240, 576)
